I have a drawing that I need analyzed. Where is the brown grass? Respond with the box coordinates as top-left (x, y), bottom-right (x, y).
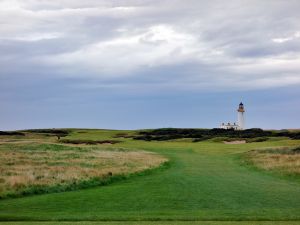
top-left (246, 147), bottom-right (300, 176)
top-left (0, 143), bottom-right (167, 197)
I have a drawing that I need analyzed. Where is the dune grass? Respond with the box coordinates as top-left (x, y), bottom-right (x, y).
top-left (244, 146), bottom-right (300, 177)
top-left (0, 129), bottom-right (300, 222)
top-left (0, 142), bottom-right (167, 198)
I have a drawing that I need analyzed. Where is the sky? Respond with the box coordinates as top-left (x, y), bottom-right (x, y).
top-left (0, 0), bottom-right (300, 130)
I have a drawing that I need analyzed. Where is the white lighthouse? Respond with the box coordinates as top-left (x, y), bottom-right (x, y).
top-left (237, 102), bottom-right (245, 130)
top-left (219, 102), bottom-right (246, 130)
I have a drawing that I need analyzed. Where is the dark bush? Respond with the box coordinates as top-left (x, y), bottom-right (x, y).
top-left (59, 139), bottom-right (121, 145)
top-left (246, 137), bottom-right (269, 143)
top-left (275, 130), bottom-right (290, 137)
top-left (292, 147), bottom-right (300, 153)
top-left (133, 128), bottom-right (299, 142)
top-left (24, 129), bottom-right (69, 135)
top-left (290, 133), bottom-right (300, 140)
top-left (0, 131), bottom-right (25, 136)
top-left (274, 130), bottom-right (300, 140)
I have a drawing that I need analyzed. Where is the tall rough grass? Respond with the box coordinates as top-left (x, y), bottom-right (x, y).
top-left (245, 146), bottom-right (300, 177)
top-left (0, 143), bottom-right (167, 198)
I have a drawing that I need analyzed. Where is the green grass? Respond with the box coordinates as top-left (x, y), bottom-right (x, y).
top-left (0, 129), bottom-right (300, 222)
top-left (1, 222), bottom-right (300, 225)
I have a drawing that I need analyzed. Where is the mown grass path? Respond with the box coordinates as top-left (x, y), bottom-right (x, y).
top-left (0, 132), bottom-right (300, 221)
top-left (2, 222), bottom-right (300, 225)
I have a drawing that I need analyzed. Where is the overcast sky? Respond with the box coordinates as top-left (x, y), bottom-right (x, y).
top-left (0, 0), bottom-right (300, 130)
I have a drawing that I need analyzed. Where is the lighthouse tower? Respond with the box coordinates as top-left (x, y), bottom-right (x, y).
top-left (237, 102), bottom-right (245, 130)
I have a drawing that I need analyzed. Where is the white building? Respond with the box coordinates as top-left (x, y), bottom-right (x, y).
top-left (220, 102), bottom-right (245, 130)
top-left (220, 122), bottom-right (239, 130)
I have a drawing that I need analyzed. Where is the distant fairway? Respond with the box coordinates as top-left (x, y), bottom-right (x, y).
top-left (2, 222), bottom-right (300, 225)
top-left (0, 129), bottom-right (300, 223)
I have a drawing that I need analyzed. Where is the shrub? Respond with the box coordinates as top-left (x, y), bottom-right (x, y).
top-left (292, 147), bottom-right (300, 153)
top-left (133, 128), bottom-right (278, 141)
top-left (0, 131), bottom-right (24, 136)
top-left (246, 137), bottom-right (269, 143)
top-left (24, 129), bottom-right (69, 135)
top-left (59, 139), bottom-right (121, 145)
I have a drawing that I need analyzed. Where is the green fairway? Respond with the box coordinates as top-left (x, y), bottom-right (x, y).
top-left (1, 222), bottom-right (300, 225)
top-left (0, 129), bottom-right (300, 221)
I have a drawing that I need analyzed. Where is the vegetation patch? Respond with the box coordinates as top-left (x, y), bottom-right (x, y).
top-left (114, 133), bottom-right (135, 138)
top-left (275, 130), bottom-right (300, 140)
top-left (224, 140), bottom-right (246, 144)
top-left (246, 137), bottom-right (269, 143)
top-left (0, 143), bottom-right (167, 199)
top-left (23, 129), bottom-right (70, 140)
top-left (59, 139), bottom-right (121, 145)
top-left (23, 129), bottom-right (69, 135)
top-left (133, 128), bottom-right (283, 142)
top-left (244, 146), bottom-right (300, 177)
top-left (0, 131), bottom-right (25, 136)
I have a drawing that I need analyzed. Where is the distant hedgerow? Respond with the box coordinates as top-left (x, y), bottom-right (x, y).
top-left (133, 128), bottom-right (300, 142)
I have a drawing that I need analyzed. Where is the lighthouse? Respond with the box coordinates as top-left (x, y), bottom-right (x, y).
top-left (219, 102), bottom-right (246, 130)
top-left (237, 102), bottom-right (245, 130)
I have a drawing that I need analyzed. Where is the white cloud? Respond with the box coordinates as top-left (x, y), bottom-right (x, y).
top-left (272, 38), bottom-right (292, 43)
top-left (43, 25), bottom-right (201, 76)
top-left (1, 32), bottom-right (63, 42)
top-left (1, 0), bottom-right (300, 91)
top-left (272, 31), bottom-right (300, 43)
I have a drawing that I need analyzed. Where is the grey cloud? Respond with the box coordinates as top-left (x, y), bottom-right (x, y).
top-left (1, 0), bottom-right (300, 90)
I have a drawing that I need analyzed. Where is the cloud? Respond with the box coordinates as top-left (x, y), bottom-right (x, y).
top-left (0, 32), bottom-right (63, 42)
top-left (0, 0), bottom-right (300, 91)
top-left (43, 25), bottom-right (201, 77)
top-left (272, 31), bottom-right (300, 43)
